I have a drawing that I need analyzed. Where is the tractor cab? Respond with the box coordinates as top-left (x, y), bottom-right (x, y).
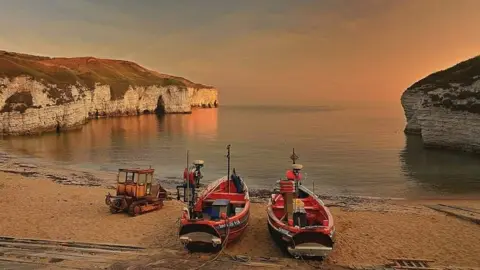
top-left (116, 168), bottom-right (155, 198)
top-left (106, 167), bottom-right (167, 216)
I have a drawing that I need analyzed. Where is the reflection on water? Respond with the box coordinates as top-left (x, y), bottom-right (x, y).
top-left (1, 108), bottom-right (218, 166)
top-left (399, 135), bottom-right (480, 197)
top-left (0, 105), bottom-right (479, 198)
top-left (160, 108), bottom-right (218, 139)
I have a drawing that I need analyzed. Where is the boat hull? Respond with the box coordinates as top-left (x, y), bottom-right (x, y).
top-left (179, 211), bottom-right (249, 252)
top-left (267, 185), bottom-right (335, 259)
top-left (268, 219), bottom-right (333, 258)
top-left (179, 223), bottom-right (223, 252)
top-left (179, 175), bottom-right (250, 252)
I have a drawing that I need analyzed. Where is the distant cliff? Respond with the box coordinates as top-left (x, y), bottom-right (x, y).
top-left (401, 55), bottom-right (480, 152)
top-left (0, 50), bottom-right (218, 136)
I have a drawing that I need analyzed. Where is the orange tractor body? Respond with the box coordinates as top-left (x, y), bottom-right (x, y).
top-left (105, 168), bottom-right (167, 216)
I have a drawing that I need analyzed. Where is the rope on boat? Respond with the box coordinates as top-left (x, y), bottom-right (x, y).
top-left (227, 254), bottom-right (251, 263)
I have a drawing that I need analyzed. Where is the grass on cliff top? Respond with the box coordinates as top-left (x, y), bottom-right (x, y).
top-left (408, 55), bottom-right (480, 92)
top-left (0, 50), bottom-right (213, 100)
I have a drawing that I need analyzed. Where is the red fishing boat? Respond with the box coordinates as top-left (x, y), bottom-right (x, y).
top-left (178, 145), bottom-right (250, 252)
top-left (267, 149), bottom-right (335, 259)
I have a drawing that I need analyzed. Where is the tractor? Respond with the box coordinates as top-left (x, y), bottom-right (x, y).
top-left (105, 168), bottom-right (167, 216)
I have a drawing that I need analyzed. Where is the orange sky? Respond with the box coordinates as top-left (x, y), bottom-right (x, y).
top-left (0, 0), bottom-right (479, 106)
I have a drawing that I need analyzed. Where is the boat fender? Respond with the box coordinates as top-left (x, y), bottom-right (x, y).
top-left (279, 180), bottom-right (295, 193)
top-left (183, 207), bottom-right (190, 220)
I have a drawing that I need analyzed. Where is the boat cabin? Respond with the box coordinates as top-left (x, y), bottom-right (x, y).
top-left (210, 199), bottom-right (230, 220)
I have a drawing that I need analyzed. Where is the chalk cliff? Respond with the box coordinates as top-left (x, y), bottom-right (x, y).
top-left (0, 51), bottom-right (218, 136)
top-left (401, 55), bottom-right (480, 152)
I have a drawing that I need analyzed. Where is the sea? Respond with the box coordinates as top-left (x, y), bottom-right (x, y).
top-left (1, 104), bottom-right (480, 199)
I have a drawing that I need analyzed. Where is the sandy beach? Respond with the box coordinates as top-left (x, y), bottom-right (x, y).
top-left (1, 170), bottom-right (480, 270)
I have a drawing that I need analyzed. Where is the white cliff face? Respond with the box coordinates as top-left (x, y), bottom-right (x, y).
top-left (417, 105), bottom-right (480, 151)
top-left (0, 76), bottom-right (218, 136)
top-left (401, 90), bottom-right (424, 135)
top-left (188, 88), bottom-right (218, 108)
top-left (401, 77), bottom-right (480, 153)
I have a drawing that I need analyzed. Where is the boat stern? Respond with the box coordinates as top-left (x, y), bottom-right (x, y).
top-left (287, 242), bottom-right (333, 258)
top-left (179, 232), bottom-right (222, 246)
top-left (179, 223), bottom-right (223, 252)
top-left (289, 231), bottom-right (334, 259)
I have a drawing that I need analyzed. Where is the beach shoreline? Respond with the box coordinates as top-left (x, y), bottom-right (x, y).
top-left (2, 149), bottom-right (479, 202)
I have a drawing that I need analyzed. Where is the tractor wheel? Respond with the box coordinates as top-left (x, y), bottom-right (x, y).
top-left (128, 202), bottom-right (142, 216)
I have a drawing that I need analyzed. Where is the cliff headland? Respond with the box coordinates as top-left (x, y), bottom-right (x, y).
top-left (401, 55), bottom-right (480, 152)
top-left (0, 50), bottom-right (218, 136)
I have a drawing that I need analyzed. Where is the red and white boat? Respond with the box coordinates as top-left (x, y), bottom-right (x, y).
top-left (178, 145), bottom-right (250, 252)
top-left (267, 149), bottom-right (335, 259)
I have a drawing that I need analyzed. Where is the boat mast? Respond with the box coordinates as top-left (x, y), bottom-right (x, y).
top-left (290, 148), bottom-right (300, 196)
top-left (186, 150), bottom-right (193, 215)
top-left (283, 148), bottom-right (299, 223)
top-left (226, 144), bottom-right (231, 194)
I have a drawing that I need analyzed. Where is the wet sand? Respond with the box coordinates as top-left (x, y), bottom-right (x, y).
top-left (1, 171), bottom-right (480, 269)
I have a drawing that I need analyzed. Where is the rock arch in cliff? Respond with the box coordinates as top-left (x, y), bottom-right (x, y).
top-left (155, 95), bottom-right (166, 114)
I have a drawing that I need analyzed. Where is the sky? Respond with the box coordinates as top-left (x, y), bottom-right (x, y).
top-left (0, 0), bottom-right (479, 106)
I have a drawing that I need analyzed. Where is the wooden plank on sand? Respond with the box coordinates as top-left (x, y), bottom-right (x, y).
top-left (0, 236), bottom-right (145, 251)
top-left (0, 241), bottom-right (144, 255)
top-left (438, 204), bottom-right (480, 215)
top-left (0, 246), bottom-right (123, 260)
top-left (388, 258), bottom-right (434, 262)
top-left (425, 205), bottom-right (480, 225)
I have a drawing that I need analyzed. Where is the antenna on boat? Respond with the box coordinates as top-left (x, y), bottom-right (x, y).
top-left (290, 148), bottom-right (299, 164)
top-left (226, 144), bottom-right (231, 194)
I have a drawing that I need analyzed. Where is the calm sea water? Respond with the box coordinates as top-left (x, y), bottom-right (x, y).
top-left (1, 105), bottom-right (480, 199)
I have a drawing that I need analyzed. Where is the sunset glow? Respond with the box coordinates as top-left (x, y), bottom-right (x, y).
top-left (0, 0), bottom-right (479, 106)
